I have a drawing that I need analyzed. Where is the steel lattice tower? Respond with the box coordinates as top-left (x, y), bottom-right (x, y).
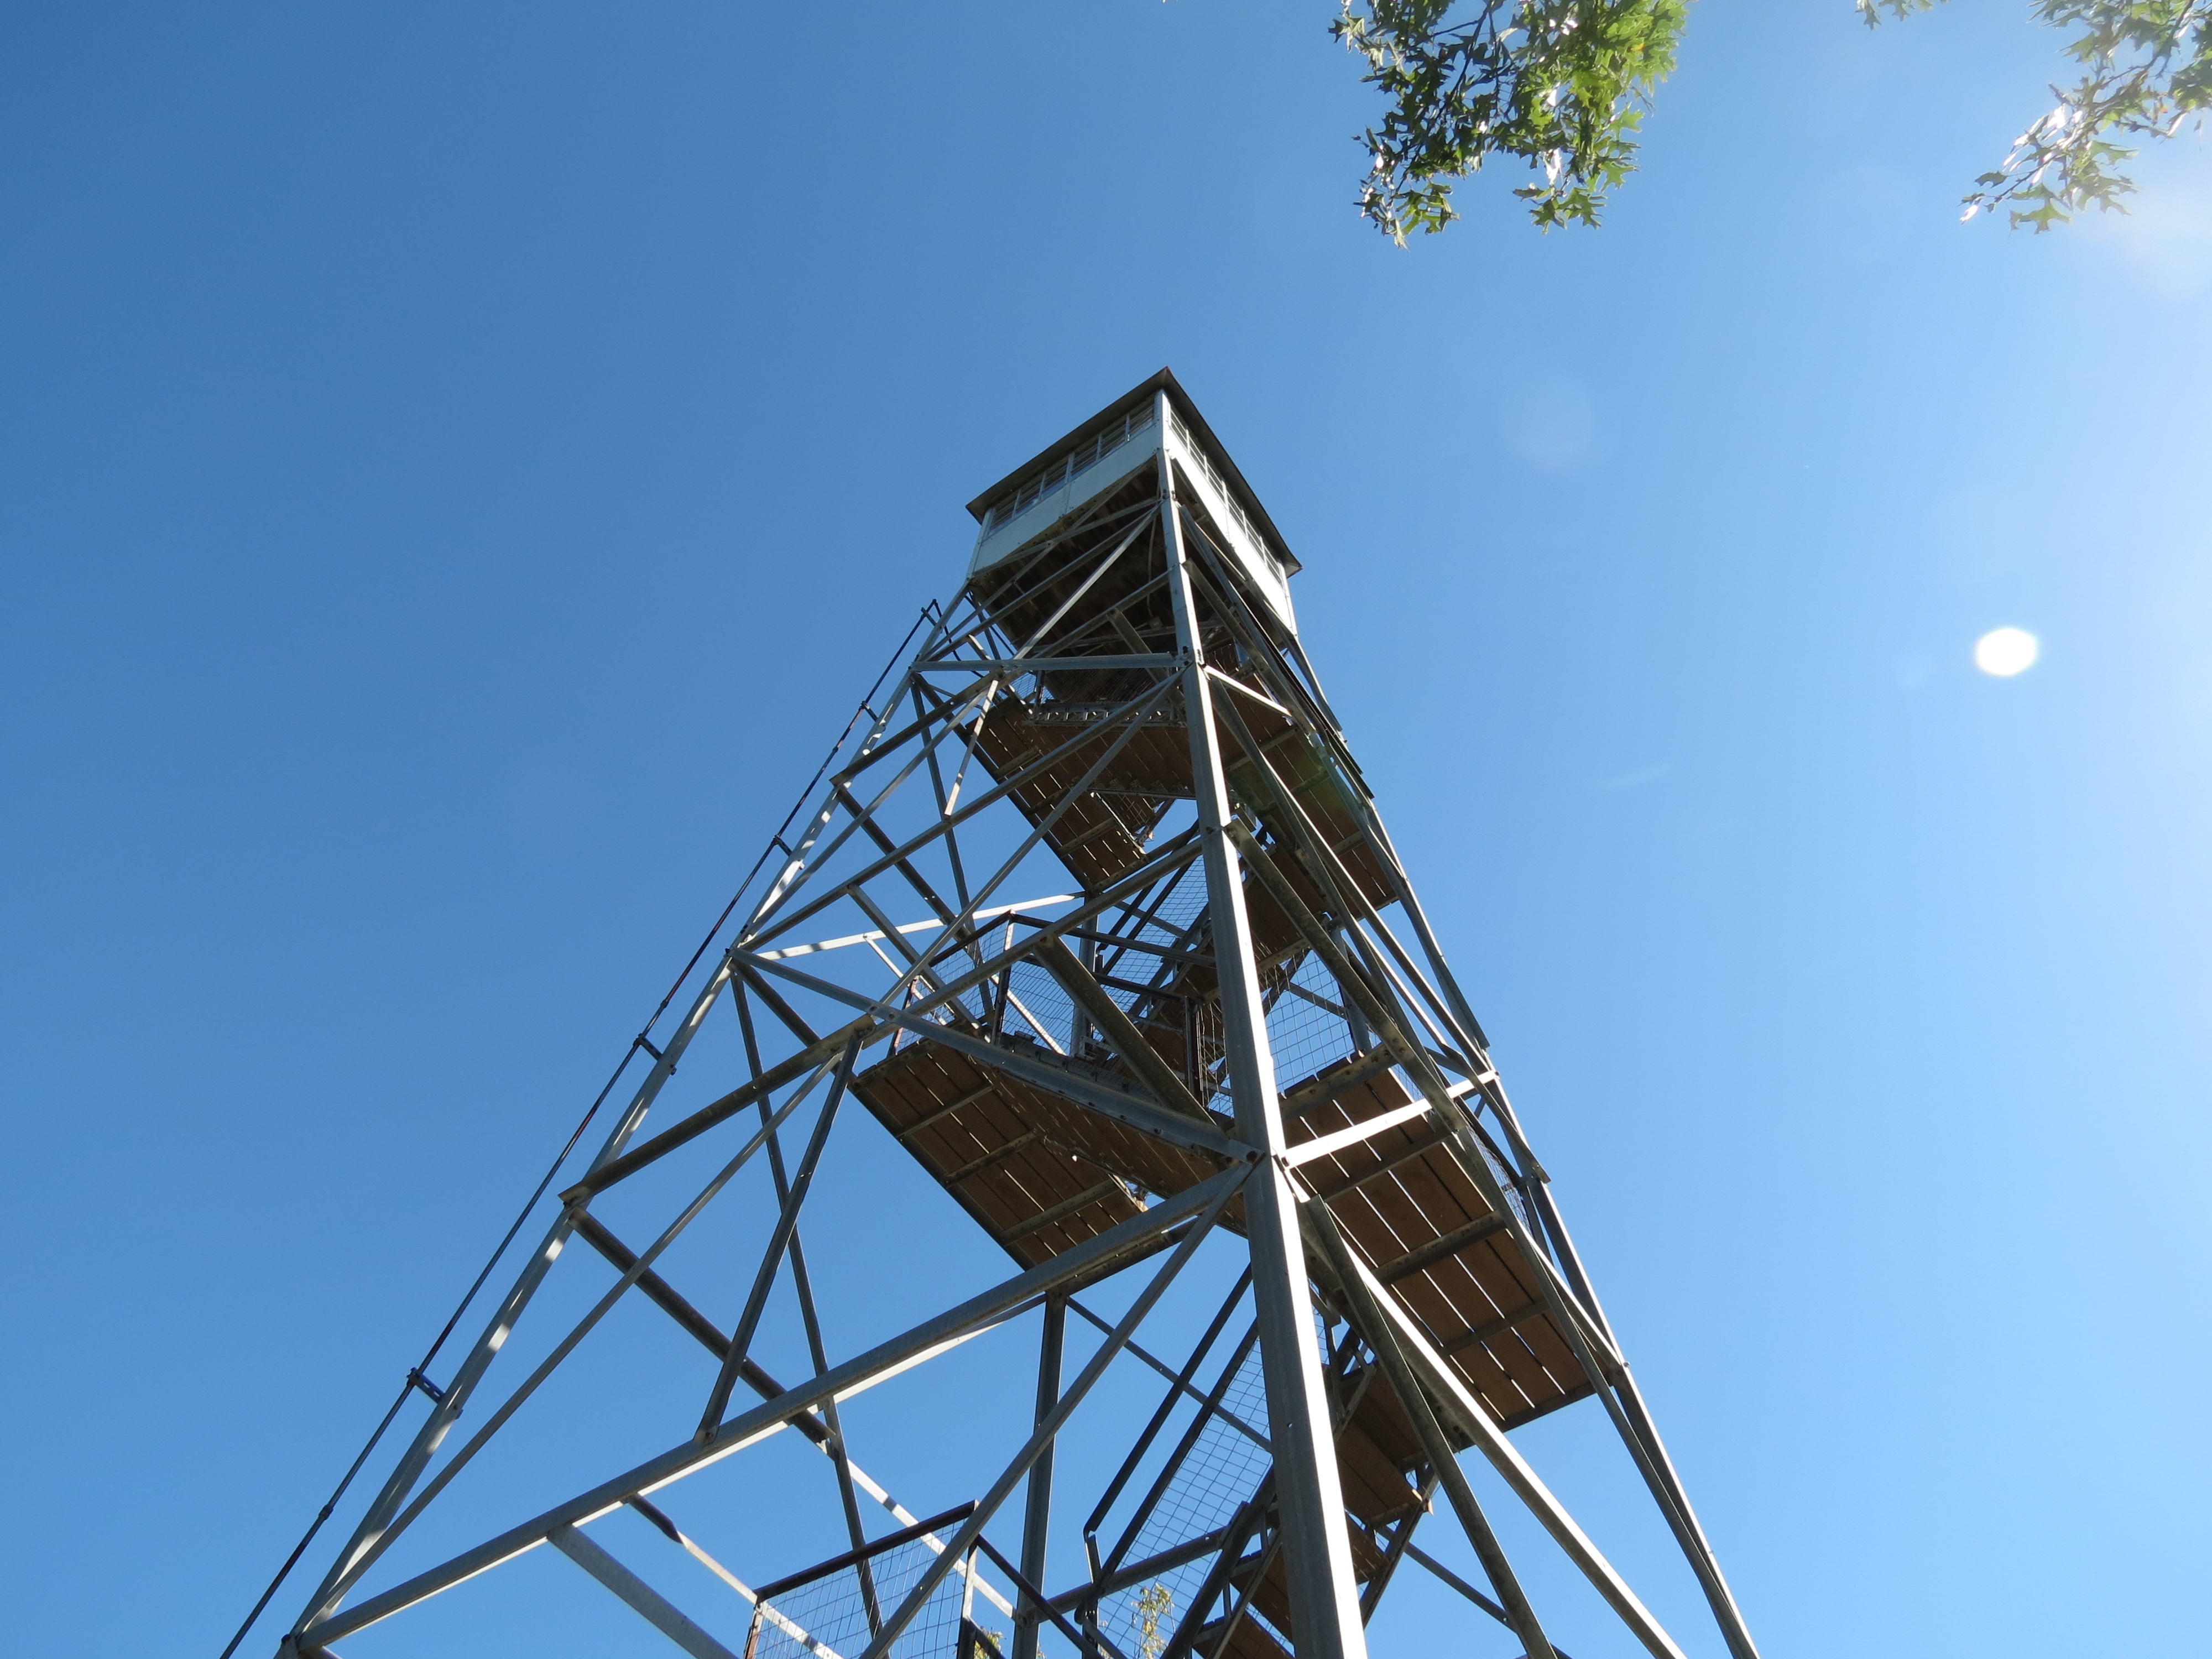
top-left (249, 372), bottom-right (1761, 1659)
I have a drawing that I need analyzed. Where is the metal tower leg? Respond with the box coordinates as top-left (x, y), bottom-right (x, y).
top-left (1155, 403), bottom-right (1369, 1659)
top-left (1014, 1296), bottom-right (1066, 1659)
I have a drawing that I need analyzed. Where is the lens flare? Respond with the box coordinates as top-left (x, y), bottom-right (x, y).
top-left (1974, 627), bottom-right (2038, 677)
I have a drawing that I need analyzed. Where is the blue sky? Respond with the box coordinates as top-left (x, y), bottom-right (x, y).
top-left (3, 3), bottom-right (2208, 1656)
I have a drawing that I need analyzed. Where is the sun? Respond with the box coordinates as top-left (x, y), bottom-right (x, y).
top-left (1974, 626), bottom-right (2039, 677)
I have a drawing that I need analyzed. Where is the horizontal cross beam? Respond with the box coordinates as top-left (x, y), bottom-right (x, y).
top-left (1379, 1215), bottom-right (1508, 1285)
top-left (1281, 1102), bottom-right (1431, 1170)
top-left (912, 654), bottom-right (1178, 673)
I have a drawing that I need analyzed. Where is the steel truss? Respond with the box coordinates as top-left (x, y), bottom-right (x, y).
top-left (251, 372), bottom-right (1761, 1659)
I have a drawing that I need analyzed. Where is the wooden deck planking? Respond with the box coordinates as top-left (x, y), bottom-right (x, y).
top-left (859, 1033), bottom-right (1592, 1423)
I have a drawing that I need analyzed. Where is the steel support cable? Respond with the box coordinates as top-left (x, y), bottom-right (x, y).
top-left (217, 602), bottom-right (938, 1659)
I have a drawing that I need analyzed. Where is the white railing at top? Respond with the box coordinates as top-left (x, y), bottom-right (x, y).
top-left (983, 403), bottom-right (1157, 532)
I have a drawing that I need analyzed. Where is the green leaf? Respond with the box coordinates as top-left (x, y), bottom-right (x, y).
top-left (1334, 0), bottom-right (1688, 237)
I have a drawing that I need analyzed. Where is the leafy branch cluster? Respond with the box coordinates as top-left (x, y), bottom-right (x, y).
top-left (1339, 0), bottom-right (2211, 238)
top-left (1864, 0), bottom-right (2210, 228)
top-left (1333, 0), bottom-right (1688, 238)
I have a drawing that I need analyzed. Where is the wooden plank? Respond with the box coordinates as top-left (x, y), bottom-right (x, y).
top-left (1441, 1301), bottom-right (1547, 1357)
top-left (901, 1082), bottom-right (998, 1138)
top-left (863, 1042), bottom-right (1183, 1267)
top-left (1280, 1050), bottom-right (1401, 1121)
top-left (1333, 1418), bottom-right (1422, 1527)
top-left (1497, 1381), bottom-right (1599, 1429)
top-left (1309, 1126), bottom-right (1454, 1203)
top-left (1001, 1180), bottom-right (1130, 1243)
top-left (1379, 1146), bottom-right (1483, 1236)
top-left (1378, 1216), bottom-right (1509, 1284)
top-left (1428, 1265), bottom-right (1525, 1367)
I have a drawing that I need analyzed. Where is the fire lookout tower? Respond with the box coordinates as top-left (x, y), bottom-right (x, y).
top-left (241, 371), bottom-right (1761, 1659)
